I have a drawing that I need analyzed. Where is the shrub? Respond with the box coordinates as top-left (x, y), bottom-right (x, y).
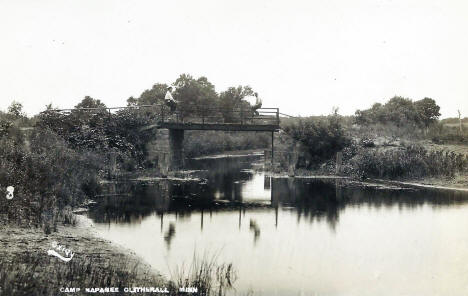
top-left (184, 131), bottom-right (270, 158)
top-left (282, 114), bottom-right (350, 167)
top-left (0, 127), bottom-right (102, 228)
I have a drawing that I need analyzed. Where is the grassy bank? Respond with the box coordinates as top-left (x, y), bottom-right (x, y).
top-left (0, 216), bottom-right (164, 296)
top-left (0, 216), bottom-right (239, 296)
top-left (1, 109), bottom-right (165, 295)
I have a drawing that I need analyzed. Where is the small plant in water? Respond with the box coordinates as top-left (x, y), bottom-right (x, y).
top-left (168, 250), bottom-right (237, 296)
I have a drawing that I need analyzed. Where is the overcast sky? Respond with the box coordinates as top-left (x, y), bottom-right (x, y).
top-left (1, 0), bottom-right (467, 118)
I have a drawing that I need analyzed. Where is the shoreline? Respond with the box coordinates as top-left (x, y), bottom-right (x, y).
top-left (265, 170), bottom-right (468, 192)
top-left (371, 178), bottom-right (468, 192)
top-left (72, 213), bottom-right (164, 279)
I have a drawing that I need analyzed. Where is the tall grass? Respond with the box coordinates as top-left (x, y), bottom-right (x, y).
top-left (429, 122), bottom-right (468, 144)
top-left (349, 144), bottom-right (468, 180)
top-left (168, 251), bottom-right (237, 296)
top-left (0, 251), bottom-right (161, 296)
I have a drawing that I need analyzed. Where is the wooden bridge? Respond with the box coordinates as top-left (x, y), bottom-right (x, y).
top-left (55, 104), bottom-right (281, 131)
top-left (143, 105), bottom-right (280, 132)
top-left (53, 104), bottom-right (283, 172)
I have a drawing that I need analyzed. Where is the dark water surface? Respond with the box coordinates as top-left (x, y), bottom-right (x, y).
top-left (89, 154), bottom-right (468, 295)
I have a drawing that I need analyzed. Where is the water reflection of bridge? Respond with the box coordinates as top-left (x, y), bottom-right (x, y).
top-left (89, 175), bottom-right (468, 248)
top-left (91, 176), bottom-right (468, 228)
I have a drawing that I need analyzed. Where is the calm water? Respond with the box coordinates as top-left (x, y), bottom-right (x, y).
top-left (89, 154), bottom-right (468, 295)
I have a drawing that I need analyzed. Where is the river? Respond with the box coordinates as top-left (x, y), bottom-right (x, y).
top-left (88, 152), bottom-right (468, 295)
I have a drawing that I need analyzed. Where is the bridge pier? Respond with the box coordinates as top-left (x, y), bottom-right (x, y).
top-left (169, 129), bottom-right (185, 170)
top-left (146, 128), bottom-right (185, 174)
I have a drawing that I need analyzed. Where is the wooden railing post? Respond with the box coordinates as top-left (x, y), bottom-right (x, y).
top-left (161, 105), bottom-right (165, 122)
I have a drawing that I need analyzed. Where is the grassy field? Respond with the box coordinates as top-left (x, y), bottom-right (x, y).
top-left (425, 142), bottom-right (468, 156)
top-left (443, 123), bottom-right (468, 128)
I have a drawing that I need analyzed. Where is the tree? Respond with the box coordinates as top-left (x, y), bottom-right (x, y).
top-left (384, 96), bottom-right (419, 127)
top-left (75, 96), bottom-right (107, 109)
top-left (355, 103), bottom-right (385, 125)
top-left (354, 96), bottom-right (439, 129)
top-left (414, 97), bottom-right (441, 128)
top-left (130, 83), bottom-right (168, 106)
top-left (126, 96), bottom-right (138, 106)
top-left (218, 86), bottom-right (254, 122)
top-left (173, 74), bottom-right (218, 119)
top-left (7, 101), bottom-right (25, 118)
top-left (70, 96), bottom-right (108, 126)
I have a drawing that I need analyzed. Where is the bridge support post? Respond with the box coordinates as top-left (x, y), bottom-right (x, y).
top-left (271, 131), bottom-right (274, 165)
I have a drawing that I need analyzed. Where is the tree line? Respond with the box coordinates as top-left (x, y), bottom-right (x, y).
top-left (127, 73), bottom-right (257, 122)
top-left (355, 96), bottom-right (441, 129)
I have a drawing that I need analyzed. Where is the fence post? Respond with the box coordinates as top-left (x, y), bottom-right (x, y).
top-left (161, 105), bottom-right (165, 122)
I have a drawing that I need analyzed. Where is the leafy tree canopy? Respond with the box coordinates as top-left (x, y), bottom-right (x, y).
top-left (173, 74), bottom-right (218, 116)
top-left (355, 96), bottom-right (441, 128)
top-left (7, 101), bottom-right (25, 118)
top-left (75, 96), bottom-right (107, 109)
top-left (414, 97), bottom-right (441, 127)
top-left (128, 83), bottom-right (168, 106)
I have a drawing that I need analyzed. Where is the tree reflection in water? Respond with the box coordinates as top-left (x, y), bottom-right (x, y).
top-left (88, 154), bottom-right (468, 234)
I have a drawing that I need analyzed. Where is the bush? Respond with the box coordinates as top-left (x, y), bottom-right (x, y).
top-left (37, 108), bottom-right (156, 169)
top-left (0, 127), bottom-right (102, 228)
top-left (184, 131), bottom-right (270, 158)
top-left (282, 114), bottom-right (350, 167)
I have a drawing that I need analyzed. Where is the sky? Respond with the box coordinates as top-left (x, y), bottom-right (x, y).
top-left (0, 0), bottom-right (467, 118)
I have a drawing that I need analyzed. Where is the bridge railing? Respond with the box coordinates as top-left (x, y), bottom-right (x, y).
top-left (158, 105), bottom-right (279, 126)
top-left (51, 104), bottom-right (280, 126)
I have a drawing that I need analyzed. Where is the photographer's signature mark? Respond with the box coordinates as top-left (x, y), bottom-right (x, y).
top-left (47, 241), bottom-right (74, 262)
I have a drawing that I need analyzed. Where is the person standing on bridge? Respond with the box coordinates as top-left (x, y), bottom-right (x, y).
top-left (164, 86), bottom-right (178, 112)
